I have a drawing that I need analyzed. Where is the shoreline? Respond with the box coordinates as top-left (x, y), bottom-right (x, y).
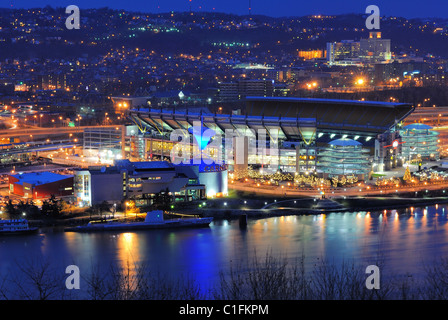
top-left (178, 196), bottom-right (448, 220)
top-left (24, 196), bottom-right (448, 228)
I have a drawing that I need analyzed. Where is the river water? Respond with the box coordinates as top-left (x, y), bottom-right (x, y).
top-left (1, 203), bottom-right (448, 298)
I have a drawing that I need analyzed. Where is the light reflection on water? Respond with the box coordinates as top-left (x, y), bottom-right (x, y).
top-left (1, 204), bottom-right (448, 292)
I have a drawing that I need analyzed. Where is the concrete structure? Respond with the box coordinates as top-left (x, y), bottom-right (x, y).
top-left (374, 130), bottom-right (404, 171)
top-left (400, 123), bottom-right (440, 162)
top-left (8, 172), bottom-right (74, 199)
top-left (217, 79), bottom-right (274, 101)
top-left (128, 96), bottom-right (418, 179)
top-left (327, 32), bottom-right (391, 65)
top-left (83, 126), bottom-right (126, 163)
top-left (359, 32), bottom-right (391, 63)
top-left (317, 138), bottom-right (370, 179)
top-left (74, 160), bottom-right (227, 207)
top-left (111, 96), bottom-right (151, 111)
top-left (326, 40), bottom-right (360, 65)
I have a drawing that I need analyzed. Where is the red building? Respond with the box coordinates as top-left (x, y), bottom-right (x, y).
top-left (8, 172), bottom-right (74, 199)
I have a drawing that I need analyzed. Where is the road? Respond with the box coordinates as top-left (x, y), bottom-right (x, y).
top-left (0, 125), bottom-right (123, 138)
top-left (230, 180), bottom-right (448, 198)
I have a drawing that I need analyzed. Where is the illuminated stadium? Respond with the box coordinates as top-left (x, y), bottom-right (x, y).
top-left (127, 96), bottom-right (417, 180)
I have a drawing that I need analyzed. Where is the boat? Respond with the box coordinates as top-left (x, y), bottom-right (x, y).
top-left (0, 219), bottom-right (39, 235)
top-left (64, 211), bottom-right (213, 233)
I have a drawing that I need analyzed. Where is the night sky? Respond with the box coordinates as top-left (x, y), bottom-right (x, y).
top-left (4, 0), bottom-right (448, 18)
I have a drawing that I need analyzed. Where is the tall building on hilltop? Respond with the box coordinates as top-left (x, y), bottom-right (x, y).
top-left (359, 32), bottom-right (391, 63)
top-left (326, 40), bottom-right (360, 65)
top-left (327, 32), bottom-right (391, 65)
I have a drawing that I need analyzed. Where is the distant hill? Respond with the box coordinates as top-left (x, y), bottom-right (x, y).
top-left (1, 8), bottom-right (448, 59)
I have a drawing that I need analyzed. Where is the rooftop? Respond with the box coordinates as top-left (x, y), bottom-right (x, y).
top-left (11, 172), bottom-right (73, 186)
top-left (246, 96), bottom-right (410, 108)
top-left (114, 159), bottom-right (174, 171)
top-left (403, 123), bottom-right (433, 130)
top-left (329, 138), bottom-right (362, 147)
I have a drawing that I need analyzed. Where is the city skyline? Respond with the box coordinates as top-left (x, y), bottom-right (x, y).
top-left (2, 1), bottom-right (448, 306)
top-left (5, 0), bottom-right (448, 19)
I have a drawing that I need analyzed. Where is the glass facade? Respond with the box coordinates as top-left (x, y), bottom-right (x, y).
top-left (400, 123), bottom-right (440, 161)
top-left (317, 138), bottom-right (370, 177)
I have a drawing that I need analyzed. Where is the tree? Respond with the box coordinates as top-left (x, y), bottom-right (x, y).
top-left (4, 199), bottom-right (18, 217)
top-left (403, 166), bottom-right (412, 182)
top-left (99, 201), bottom-right (111, 216)
top-left (152, 188), bottom-right (173, 211)
top-left (125, 200), bottom-right (140, 218)
top-left (41, 195), bottom-right (62, 217)
top-left (17, 199), bottom-right (40, 218)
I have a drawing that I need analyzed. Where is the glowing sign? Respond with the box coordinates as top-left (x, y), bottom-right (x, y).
top-left (188, 126), bottom-right (216, 151)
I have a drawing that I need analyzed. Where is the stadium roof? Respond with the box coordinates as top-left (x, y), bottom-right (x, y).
top-left (245, 96), bottom-right (414, 136)
top-left (128, 97), bottom-right (415, 143)
top-left (245, 96), bottom-right (409, 108)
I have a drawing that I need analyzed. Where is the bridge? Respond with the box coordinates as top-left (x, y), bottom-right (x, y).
top-left (0, 139), bottom-right (81, 156)
top-left (0, 125), bottom-right (124, 139)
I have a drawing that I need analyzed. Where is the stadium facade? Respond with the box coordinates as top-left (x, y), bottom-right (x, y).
top-left (125, 96), bottom-right (427, 181)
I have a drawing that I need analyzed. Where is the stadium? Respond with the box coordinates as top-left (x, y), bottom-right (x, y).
top-left (126, 96), bottom-right (427, 181)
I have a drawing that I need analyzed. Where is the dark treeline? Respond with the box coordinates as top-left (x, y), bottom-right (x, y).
top-left (1, 252), bottom-right (448, 300)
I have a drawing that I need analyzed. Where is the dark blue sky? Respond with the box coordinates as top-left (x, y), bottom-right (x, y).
top-left (5, 0), bottom-right (448, 18)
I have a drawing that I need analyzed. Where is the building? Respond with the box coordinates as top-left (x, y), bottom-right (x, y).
top-left (327, 32), bottom-right (391, 66)
top-left (317, 138), bottom-right (370, 179)
top-left (8, 172), bottom-right (74, 199)
top-left (83, 126), bottom-right (126, 164)
top-left (400, 123), bottom-right (440, 162)
top-left (111, 96), bottom-right (152, 111)
top-left (359, 32), bottom-right (392, 63)
top-left (374, 130), bottom-right (404, 171)
top-left (267, 69), bottom-right (292, 83)
top-left (128, 96), bottom-right (416, 179)
top-left (326, 40), bottom-right (361, 65)
top-left (298, 49), bottom-right (326, 60)
top-left (74, 159), bottom-right (227, 207)
top-left (374, 60), bottom-right (427, 84)
top-left (218, 79), bottom-right (274, 102)
top-left (359, 32), bottom-right (391, 63)
top-left (36, 73), bottom-right (67, 91)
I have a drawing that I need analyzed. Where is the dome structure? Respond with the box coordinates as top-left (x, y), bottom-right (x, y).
top-left (317, 138), bottom-right (370, 177)
top-left (403, 123), bottom-right (433, 130)
top-left (400, 123), bottom-right (439, 161)
top-left (328, 138), bottom-right (362, 147)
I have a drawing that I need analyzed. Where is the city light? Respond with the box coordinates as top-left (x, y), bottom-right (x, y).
top-left (0, 5), bottom-right (448, 304)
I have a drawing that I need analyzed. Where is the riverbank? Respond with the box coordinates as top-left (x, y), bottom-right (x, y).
top-left (181, 195), bottom-right (448, 220)
top-left (25, 194), bottom-right (448, 228)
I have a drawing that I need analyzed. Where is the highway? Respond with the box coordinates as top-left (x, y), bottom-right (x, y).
top-left (0, 125), bottom-right (123, 138)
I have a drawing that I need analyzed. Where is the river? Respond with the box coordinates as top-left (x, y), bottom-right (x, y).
top-left (1, 203), bottom-right (448, 298)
